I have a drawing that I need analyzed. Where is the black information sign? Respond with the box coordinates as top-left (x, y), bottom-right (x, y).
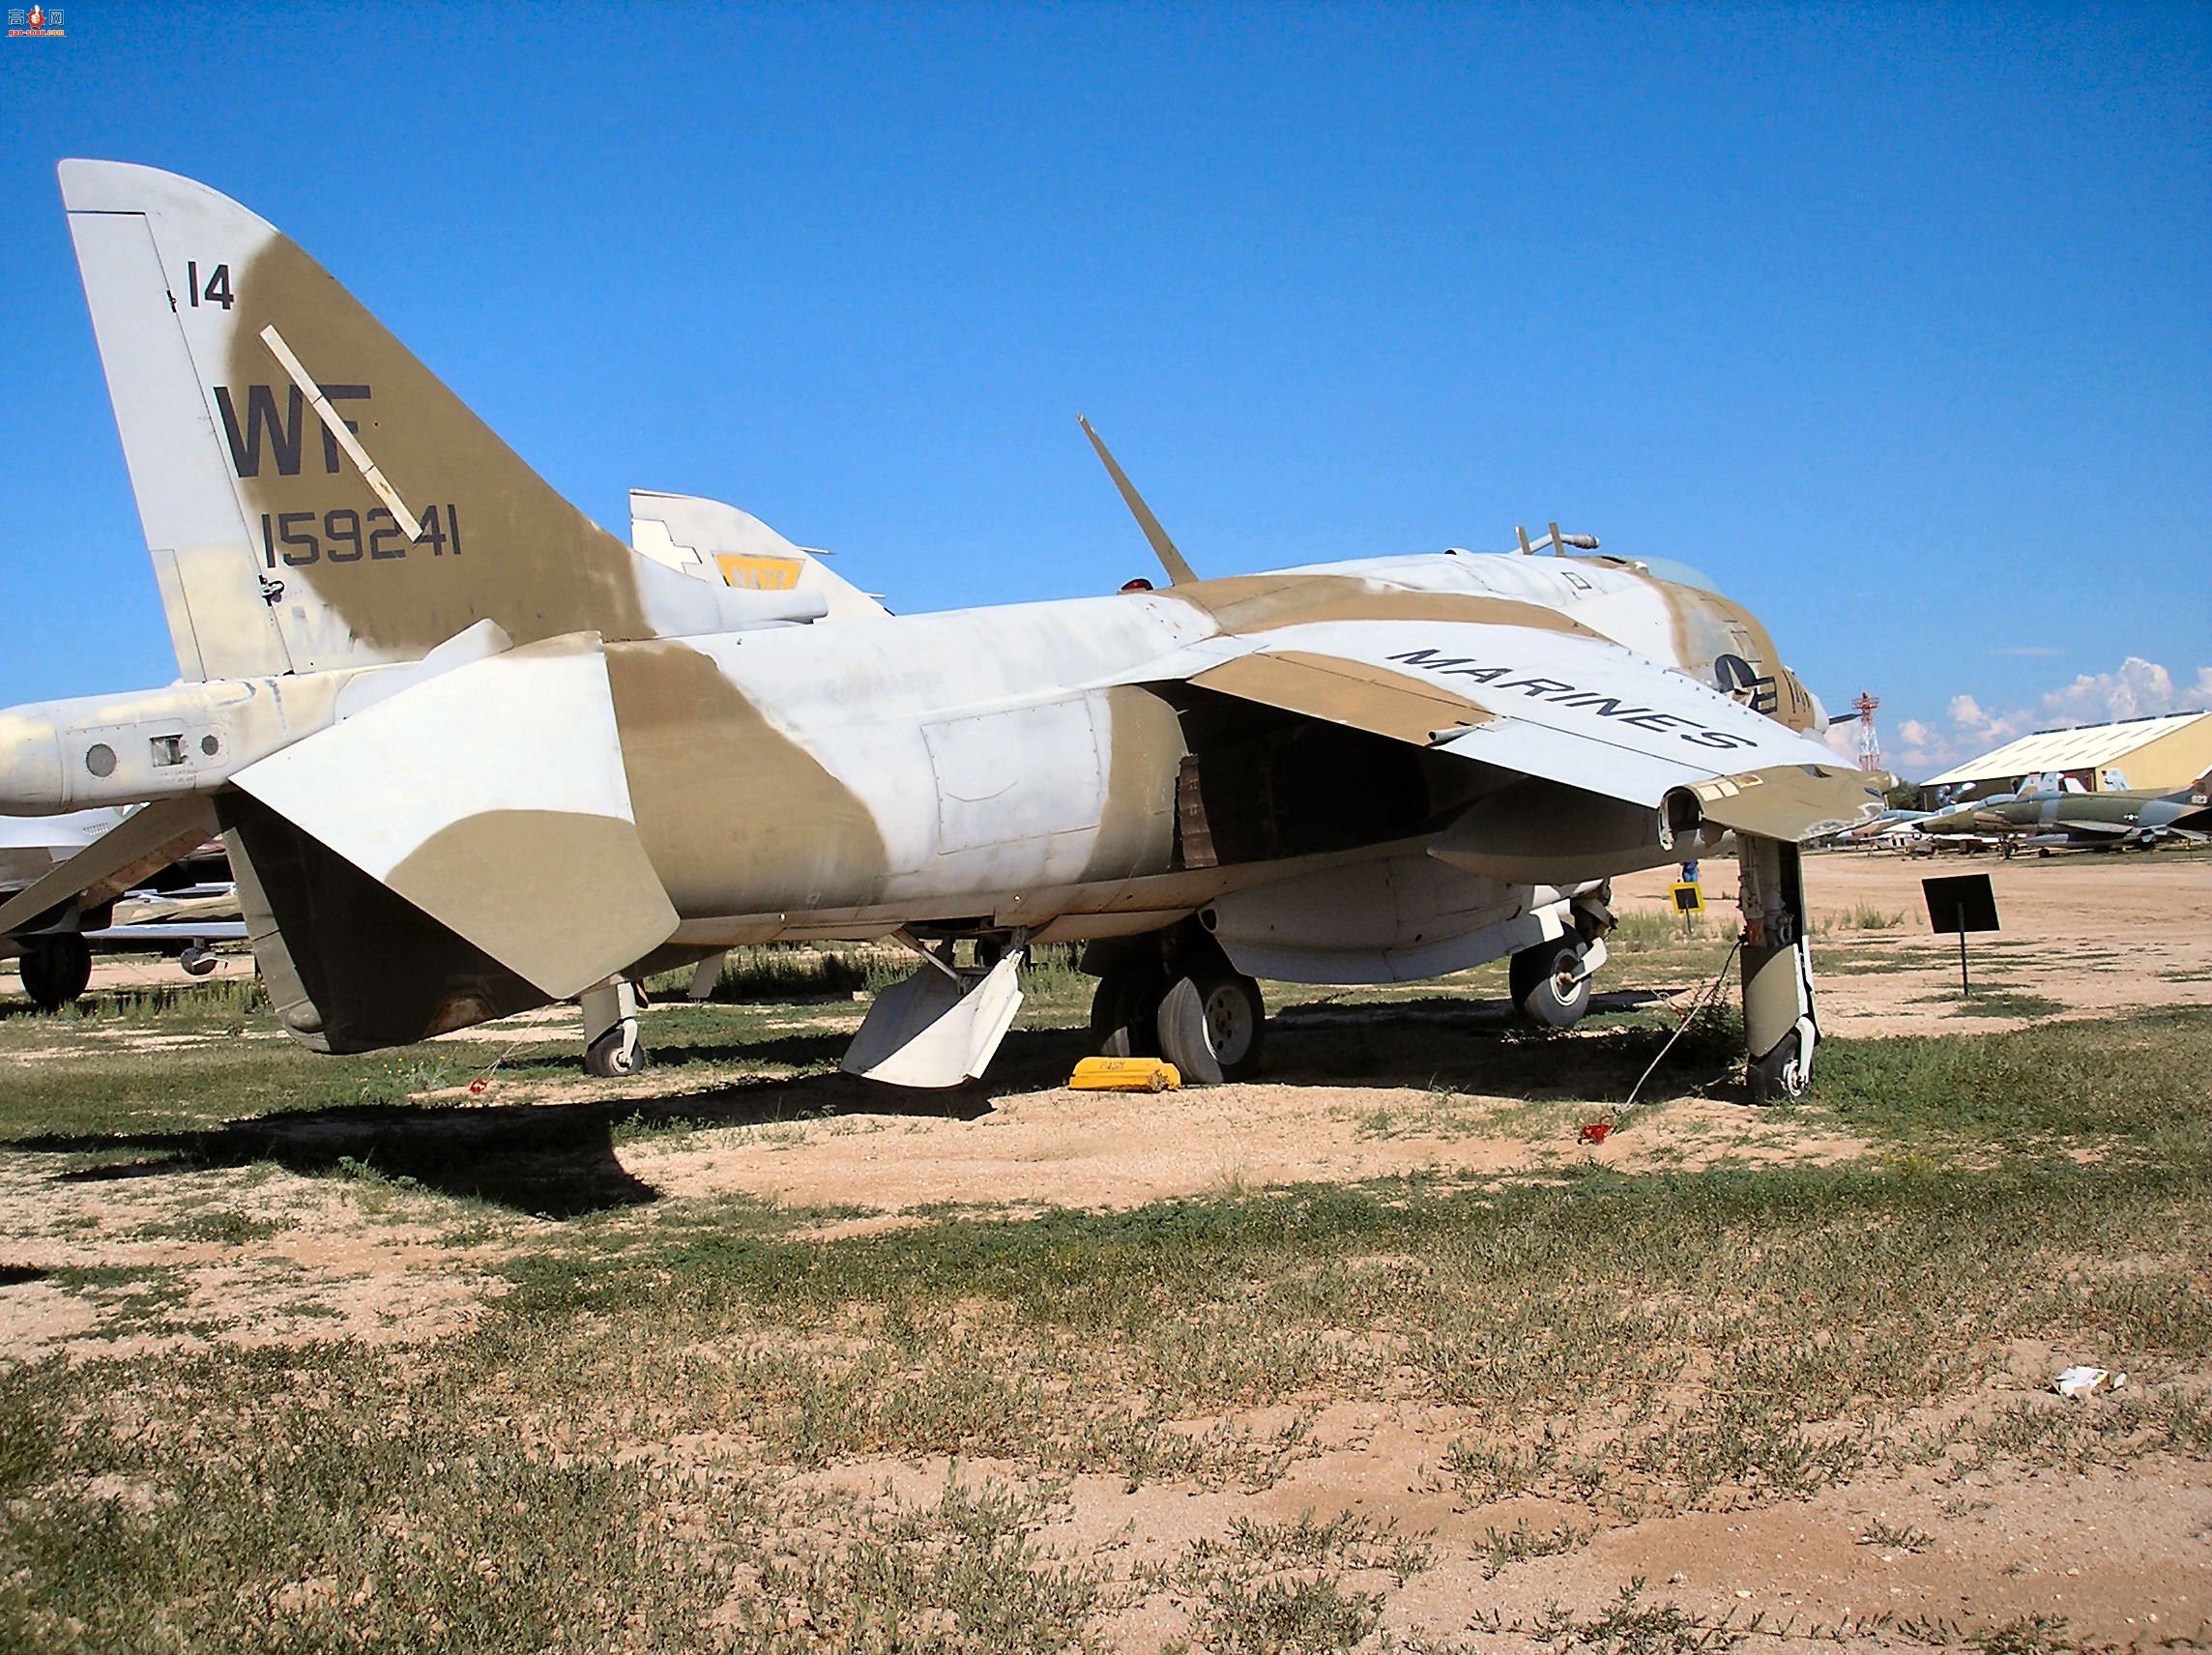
top-left (1922, 873), bottom-right (1999, 994)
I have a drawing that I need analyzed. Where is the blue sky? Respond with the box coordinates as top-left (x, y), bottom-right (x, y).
top-left (3, 1), bottom-right (2206, 777)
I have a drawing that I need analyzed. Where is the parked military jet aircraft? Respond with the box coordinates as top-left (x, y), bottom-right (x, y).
top-left (0, 161), bottom-right (1884, 1097)
top-left (3, 804), bottom-right (240, 1004)
top-left (1, 807), bottom-right (119, 1005)
top-left (1917, 786), bottom-right (2212, 856)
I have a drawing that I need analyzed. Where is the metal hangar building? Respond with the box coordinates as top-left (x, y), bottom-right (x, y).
top-left (1919, 710), bottom-right (2212, 801)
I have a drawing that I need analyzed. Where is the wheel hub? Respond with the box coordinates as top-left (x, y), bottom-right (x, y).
top-left (1204, 984), bottom-right (1252, 1063)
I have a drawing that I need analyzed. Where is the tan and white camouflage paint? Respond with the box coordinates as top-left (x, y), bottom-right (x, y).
top-left (2, 161), bottom-right (1877, 1089)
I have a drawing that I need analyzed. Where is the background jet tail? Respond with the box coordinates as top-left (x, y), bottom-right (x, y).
top-left (629, 491), bottom-right (888, 621)
top-left (59, 160), bottom-right (823, 682)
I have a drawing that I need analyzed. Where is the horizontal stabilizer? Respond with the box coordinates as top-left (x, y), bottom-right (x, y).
top-left (0, 797), bottom-right (218, 936)
top-left (841, 948), bottom-right (1025, 1088)
top-left (232, 632), bottom-right (677, 998)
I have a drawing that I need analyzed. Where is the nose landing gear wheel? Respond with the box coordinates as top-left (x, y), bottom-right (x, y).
top-left (1155, 968), bottom-right (1265, 1085)
top-left (1509, 937), bottom-right (1592, 1030)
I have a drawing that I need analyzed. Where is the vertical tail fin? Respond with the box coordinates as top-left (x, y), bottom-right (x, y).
top-left (59, 160), bottom-right (820, 680)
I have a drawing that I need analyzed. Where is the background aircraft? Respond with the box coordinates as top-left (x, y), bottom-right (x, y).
top-left (1, 807), bottom-right (118, 1005)
top-left (3, 805), bottom-right (239, 1004)
top-left (1917, 786), bottom-right (2212, 856)
top-left (0, 162), bottom-right (1883, 1096)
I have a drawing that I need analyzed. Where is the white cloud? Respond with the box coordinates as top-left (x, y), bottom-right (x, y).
top-left (2039, 656), bottom-right (2196, 725)
top-left (1882, 657), bottom-right (2212, 779)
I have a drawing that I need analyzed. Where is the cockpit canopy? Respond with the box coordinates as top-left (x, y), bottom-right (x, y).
top-left (1626, 556), bottom-right (1725, 595)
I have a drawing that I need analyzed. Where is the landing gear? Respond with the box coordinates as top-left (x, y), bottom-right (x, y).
top-left (17, 934), bottom-right (92, 1011)
top-left (178, 944), bottom-right (218, 978)
top-left (1156, 966), bottom-right (1266, 1085)
top-left (581, 976), bottom-right (648, 1078)
top-left (1509, 935), bottom-right (1594, 1030)
top-left (1090, 964), bottom-right (1166, 1059)
top-left (1739, 835), bottom-right (1817, 1103)
top-left (1085, 923), bottom-right (1266, 1084)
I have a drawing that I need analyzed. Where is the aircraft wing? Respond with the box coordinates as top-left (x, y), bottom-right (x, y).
top-left (2048, 819), bottom-right (2134, 840)
top-left (1133, 617), bottom-right (1883, 839)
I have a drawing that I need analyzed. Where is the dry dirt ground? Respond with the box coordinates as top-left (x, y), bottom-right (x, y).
top-left (3, 849), bottom-right (2209, 1649)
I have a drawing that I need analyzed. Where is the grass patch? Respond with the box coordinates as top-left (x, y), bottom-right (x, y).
top-left (1157, 1510), bottom-right (1426, 1651)
top-left (1946, 990), bottom-right (2070, 1019)
top-left (1609, 910), bottom-right (1729, 952)
top-left (1810, 1007), bottom-right (2210, 1148)
top-left (170, 1208), bottom-right (286, 1245)
top-left (2, 985), bottom-right (2208, 1646)
top-left (655, 940), bottom-right (1095, 1011)
top-left (1857, 1518), bottom-right (1935, 1552)
top-left (1476, 1518), bottom-right (1595, 1578)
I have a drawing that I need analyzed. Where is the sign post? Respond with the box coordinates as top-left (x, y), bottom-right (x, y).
top-left (1671, 861), bottom-right (1703, 941)
top-left (1921, 874), bottom-right (2000, 996)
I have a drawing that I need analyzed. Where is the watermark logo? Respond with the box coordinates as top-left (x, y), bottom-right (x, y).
top-left (8, 5), bottom-right (67, 36)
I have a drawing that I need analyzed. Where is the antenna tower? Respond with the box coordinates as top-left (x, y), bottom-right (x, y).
top-left (1851, 691), bottom-right (1882, 772)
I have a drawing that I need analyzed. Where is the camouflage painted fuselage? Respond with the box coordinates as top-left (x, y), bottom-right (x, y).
top-left (4, 160), bottom-right (1871, 1082)
top-left (592, 550), bottom-right (1814, 936)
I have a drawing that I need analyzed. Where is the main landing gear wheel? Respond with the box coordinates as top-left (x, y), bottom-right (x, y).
top-left (1155, 968), bottom-right (1266, 1085)
top-left (178, 944), bottom-right (218, 978)
top-left (1091, 966), bottom-right (1166, 1060)
top-left (1509, 936), bottom-right (1591, 1030)
top-left (18, 935), bottom-right (93, 1011)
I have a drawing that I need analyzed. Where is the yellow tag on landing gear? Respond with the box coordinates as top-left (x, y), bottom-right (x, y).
top-left (1069, 1057), bottom-right (1182, 1092)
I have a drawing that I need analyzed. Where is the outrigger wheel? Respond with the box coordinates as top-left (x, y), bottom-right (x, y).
top-left (581, 976), bottom-right (649, 1079)
top-left (585, 1024), bottom-right (647, 1079)
top-left (1509, 935), bottom-right (1592, 1030)
top-left (17, 934), bottom-right (93, 1011)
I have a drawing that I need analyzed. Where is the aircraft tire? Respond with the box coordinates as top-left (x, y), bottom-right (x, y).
top-left (1155, 968), bottom-right (1265, 1085)
top-left (19, 934), bottom-right (93, 1011)
top-left (1510, 938), bottom-right (1591, 1030)
top-left (584, 1024), bottom-right (649, 1079)
top-left (1090, 968), bottom-right (1165, 1059)
top-left (1748, 1030), bottom-right (1809, 1104)
top-left (179, 944), bottom-right (218, 977)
